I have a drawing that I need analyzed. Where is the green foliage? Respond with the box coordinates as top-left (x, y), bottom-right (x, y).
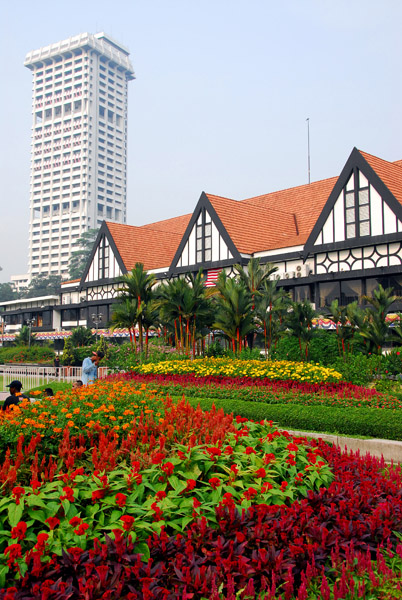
top-left (68, 228), bottom-right (99, 280)
top-left (61, 337), bottom-right (75, 366)
top-left (205, 340), bottom-right (226, 357)
top-left (381, 347), bottom-right (402, 376)
top-left (21, 274), bottom-right (62, 299)
top-left (0, 346), bottom-right (54, 364)
top-left (333, 353), bottom-right (382, 386)
top-left (13, 325), bottom-right (37, 347)
top-left (70, 326), bottom-right (95, 348)
top-left (0, 283), bottom-right (18, 302)
top-left (187, 396), bottom-right (402, 440)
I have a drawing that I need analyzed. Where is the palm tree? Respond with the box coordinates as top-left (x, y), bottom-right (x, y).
top-left (155, 271), bottom-right (213, 356)
top-left (255, 279), bottom-right (290, 358)
top-left (110, 299), bottom-right (140, 352)
top-left (360, 285), bottom-right (401, 354)
top-left (284, 299), bottom-right (316, 361)
top-left (117, 263), bottom-right (156, 353)
top-left (70, 326), bottom-right (95, 348)
top-left (211, 271), bottom-right (254, 354)
top-left (234, 259), bottom-right (279, 348)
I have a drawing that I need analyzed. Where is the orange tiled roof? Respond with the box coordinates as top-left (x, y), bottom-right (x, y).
top-left (106, 215), bottom-right (191, 271)
top-left (360, 151), bottom-right (402, 206)
top-left (206, 176), bottom-right (338, 253)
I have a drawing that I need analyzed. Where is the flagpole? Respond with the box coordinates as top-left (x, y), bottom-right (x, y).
top-left (306, 118), bottom-right (311, 184)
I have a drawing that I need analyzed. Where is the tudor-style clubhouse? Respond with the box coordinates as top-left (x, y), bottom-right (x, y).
top-left (2, 147), bottom-right (402, 340)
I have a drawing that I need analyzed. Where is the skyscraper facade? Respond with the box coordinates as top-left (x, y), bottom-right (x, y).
top-left (24, 32), bottom-right (135, 280)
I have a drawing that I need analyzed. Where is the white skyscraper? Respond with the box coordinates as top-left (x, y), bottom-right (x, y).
top-left (24, 32), bottom-right (135, 279)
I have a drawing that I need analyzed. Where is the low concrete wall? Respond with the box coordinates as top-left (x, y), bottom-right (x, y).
top-left (284, 429), bottom-right (402, 463)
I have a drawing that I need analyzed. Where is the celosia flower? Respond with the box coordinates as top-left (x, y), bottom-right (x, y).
top-left (254, 468), bottom-right (266, 478)
top-left (60, 486), bottom-right (75, 502)
top-left (45, 517), bottom-right (60, 530)
top-left (208, 477), bottom-right (221, 489)
top-left (120, 515), bottom-right (135, 531)
top-left (161, 462), bottom-right (174, 476)
top-left (11, 522), bottom-right (27, 542)
top-left (115, 493), bottom-right (127, 507)
top-left (192, 498), bottom-right (201, 509)
top-left (156, 490), bottom-right (167, 501)
top-left (230, 464), bottom-right (239, 475)
top-left (224, 446), bottom-right (234, 455)
top-left (11, 487), bottom-right (25, 505)
top-left (264, 453), bottom-right (276, 464)
top-left (245, 446), bottom-right (256, 455)
top-left (185, 479), bottom-right (196, 491)
top-left (74, 522), bottom-right (89, 536)
top-left (206, 447), bottom-right (221, 458)
top-left (281, 481), bottom-right (288, 491)
top-left (4, 543), bottom-right (22, 567)
top-left (69, 516), bottom-right (83, 527)
top-left (92, 489), bottom-right (106, 503)
top-left (261, 482), bottom-right (273, 493)
top-left (243, 487), bottom-right (258, 500)
top-left (35, 532), bottom-right (49, 550)
top-left (151, 452), bottom-right (166, 465)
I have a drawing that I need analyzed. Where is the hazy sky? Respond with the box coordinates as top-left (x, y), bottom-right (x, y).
top-left (0, 0), bottom-right (401, 282)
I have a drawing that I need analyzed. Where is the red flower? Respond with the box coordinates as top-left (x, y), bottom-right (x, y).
top-left (254, 468), bottom-right (266, 478)
top-left (264, 453), bottom-right (276, 464)
top-left (151, 452), bottom-right (166, 465)
top-left (208, 477), bottom-right (221, 489)
top-left (115, 493), bottom-right (127, 508)
top-left (69, 516), bottom-right (83, 527)
top-left (281, 481), bottom-right (288, 491)
top-left (245, 446), bottom-right (256, 455)
top-left (151, 502), bottom-right (163, 520)
top-left (177, 450), bottom-right (186, 460)
top-left (11, 522), bottom-right (27, 542)
top-left (222, 492), bottom-right (234, 506)
top-left (236, 416), bottom-right (248, 423)
top-left (243, 487), bottom-right (258, 500)
top-left (192, 498), bottom-right (201, 509)
top-left (161, 462), bottom-right (174, 476)
top-left (261, 482), bottom-right (273, 493)
top-left (230, 464), bottom-right (239, 475)
top-left (92, 489), bottom-right (106, 503)
top-left (206, 447), bottom-right (221, 458)
top-left (186, 479), bottom-right (196, 491)
top-left (155, 490), bottom-right (167, 501)
top-left (224, 446), bottom-right (234, 455)
top-left (68, 547), bottom-right (84, 562)
top-left (35, 533), bottom-right (49, 550)
top-left (60, 486), bottom-right (75, 502)
top-left (11, 487), bottom-right (25, 505)
top-left (74, 523), bottom-right (89, 536)
top-left (45, 517), bottom-right (60, 530)
top-left (120, 515), bottom-right (135, 531)
top-left (4, 543), bottom-right (22, 567)
top-left (133, 473), bottom-right (142, 485)
top-left (287, 442), bottom-right (299, 452)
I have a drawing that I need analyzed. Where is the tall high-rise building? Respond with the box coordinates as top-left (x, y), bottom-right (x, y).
top-left (24, 32), bottom-right (135, 279)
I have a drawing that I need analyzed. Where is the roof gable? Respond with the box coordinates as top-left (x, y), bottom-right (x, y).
top-left (169, 193), bottom-right (241, 273)
top-left (304, 148), bottom-right (402, 256)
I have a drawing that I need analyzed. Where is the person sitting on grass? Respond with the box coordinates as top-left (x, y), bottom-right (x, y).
top-left (2, 380), bottom-right (29, 411)
top-left (72, 379), bottom-right (83, 390)
top-left (81, 351), bottom-right (104, 385)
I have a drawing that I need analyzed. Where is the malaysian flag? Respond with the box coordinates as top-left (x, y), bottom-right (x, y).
top-left (204, 268), bottom-right (222, 287)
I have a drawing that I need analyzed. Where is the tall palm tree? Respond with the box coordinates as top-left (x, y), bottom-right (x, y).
top-left (155, 271), bottom-right (213, 356)
top-left (110, 299), bottom-right (140, 352)
top-left (284, 299), bottom-right (317, 361)
top-left (211, 271), bottom-right (254, 354)
top-left (117, 263), bottom-right (156, 353)
top-left (360, 285), bottom-right (401, 354)
top-left (255, 279), bottom-right (290, 358)
top-left (233, 258), bottom-right (278, 348)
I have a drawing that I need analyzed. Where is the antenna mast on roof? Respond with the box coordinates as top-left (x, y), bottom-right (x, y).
top-left (306, 118), bottom-right (311, 184)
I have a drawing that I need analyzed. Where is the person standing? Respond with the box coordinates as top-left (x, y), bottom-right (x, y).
top-left (2, 381), bottom-right (28, 411)
top-left (54, 355), bottom-right (60, 377)
top-left (81, 351), bottom-right (104, 385)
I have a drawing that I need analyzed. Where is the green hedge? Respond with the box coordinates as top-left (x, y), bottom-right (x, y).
top-left (184, 396), bottom-right (402, 441)
top-left (0, 346), bottom-right (55, 364)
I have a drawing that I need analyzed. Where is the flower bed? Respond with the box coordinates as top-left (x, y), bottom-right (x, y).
top-left (0, 378), bottom-right (402, 598)
top-left (114, 371), bottom-right (393, 408)
top-left (133, 358), bottom-right (342, 384)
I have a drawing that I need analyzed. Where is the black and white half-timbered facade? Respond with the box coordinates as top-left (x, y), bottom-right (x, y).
top-left (2, 147), bottom-right (402, 340)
